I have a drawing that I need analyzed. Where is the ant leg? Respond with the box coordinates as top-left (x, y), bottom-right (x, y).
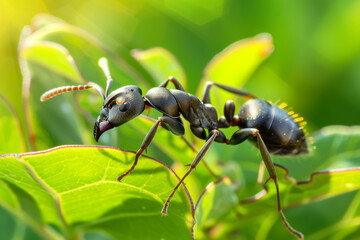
top-left (230, 128), bottom-right (303, 239)
top-left (159, 76), bottom-right (221, 177)
top-left (161, 130), bottom-right (219, 215)
top-left (256, 131), bottom-right (303, 239)
top-left (159, 76), bottom-right (185, 91)
top-left (202, 81), bottom-right (256, 104)
top-left (241, 162), bottom-right (268, 204)
top-left (219, 100), bottom-right (236, 128)
top-left (180, 136), bottom-right (220, 179)
top-left (117, 116), bottom-right (184, 181)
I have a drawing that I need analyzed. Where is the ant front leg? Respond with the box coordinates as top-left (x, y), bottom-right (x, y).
top-left (161, 130), bottom-right (219, 215)
top-left (117, 116), bottom-right (184, 181)
top-left (230, 128), bottom-right (304, 239)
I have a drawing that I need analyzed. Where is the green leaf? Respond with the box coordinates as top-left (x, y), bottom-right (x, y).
top-left (31, 14), bottom-right (66, 30)
top-left (196, 33), bottom-right (273, 110)
top-left (18, 18), bottom-right (149, 151)
top-left (22, 21), bottom-right (145, 87)
top-left (21, 43), bottom-right (85, 84)
top-left (286, 166), bottom-right (360, 206)
top-left (132, 47), bottom-right (187, 87)
top-left (191, 126), bottom-right (360, 239)
top-left (0, 96), bottom-right (26, 154)
top-left (194, 177), bottom-right (238, 234)
top-left (0, 205), bottom-right (44, 240)
top-left (0, 146), bottom-right (194, 240)
top-left (236, 126), bottom-right (360, 209)
top-left (275, 126), bottom-right (360, 180)
top-left (200, 126), bottom-right (360, 237)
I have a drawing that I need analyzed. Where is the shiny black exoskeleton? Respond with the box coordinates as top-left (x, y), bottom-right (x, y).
top-left (94, 84), bottom-right (307, 154)
top-left (41, 58), bottom-right (307, 239)
top-left (237, 99), bottom-right (308, 155)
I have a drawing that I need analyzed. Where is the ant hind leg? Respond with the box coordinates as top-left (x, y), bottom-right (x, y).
top-left (229, 128), bottom-right (303, 239)
top-left (202, 81), bottom-right (256, 104)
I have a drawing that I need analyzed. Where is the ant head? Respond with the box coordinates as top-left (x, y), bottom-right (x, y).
top-left (94, 85), bottom-right (144, 141)
top-left (93, 58), bottom-right (145, 141)
top-left (40, 57), bottom-right (145, 142)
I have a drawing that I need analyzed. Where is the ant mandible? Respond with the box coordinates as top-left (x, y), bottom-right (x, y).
top-left (41, 57), bottom-right (307, 239)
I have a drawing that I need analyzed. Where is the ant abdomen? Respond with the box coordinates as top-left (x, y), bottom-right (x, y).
top-left (239, 99), bottom-right (308, 155)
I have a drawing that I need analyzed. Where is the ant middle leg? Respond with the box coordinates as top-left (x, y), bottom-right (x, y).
top-left (161, 130), bottom-right (219, 215)
top-left (218, 100), bottom-right (244, 128)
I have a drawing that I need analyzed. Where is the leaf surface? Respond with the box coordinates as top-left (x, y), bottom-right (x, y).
top-left (196, 33), bottom-right (273, 110)
top-left (0, 96), bottom-right (26, 154)
top-left (193, 126), bottom-right (360, 239)
top-left (0, 146), bottom-right (194, 240)
top-left (132, 47), bottom-right (187, 88)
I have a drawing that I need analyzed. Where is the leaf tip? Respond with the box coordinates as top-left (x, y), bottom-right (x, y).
top-left (255, 33), bottom-right (274, 57)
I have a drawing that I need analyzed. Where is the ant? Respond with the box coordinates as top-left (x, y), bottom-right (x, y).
top-left (41, 57), bottom-right (308, 239)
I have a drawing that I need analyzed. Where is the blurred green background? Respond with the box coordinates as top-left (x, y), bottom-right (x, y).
top-left (1, 0), bottom-right (360, 240)
top-left (1, 0), bottom-right (360, 133)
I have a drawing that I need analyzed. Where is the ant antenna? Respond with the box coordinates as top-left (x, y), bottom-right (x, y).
top-left (98, 57), bottom-right (113, 98)
top-left (90, 83), bottom-right (106, 100)
top-left (40, 57), bottom-right (114, 102)
top-left (40, 82), bottom-right (105, 102)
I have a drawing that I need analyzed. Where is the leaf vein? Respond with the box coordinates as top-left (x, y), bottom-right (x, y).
top-left (59, 181), bottom-right (163, 203)
top-left (14, 156), bottom-right (70, 235)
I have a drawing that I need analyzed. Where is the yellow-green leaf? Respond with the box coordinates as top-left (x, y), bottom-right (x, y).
top-left (196, 33), bottom-right (273, 110)
top-left (0, 96), bottom-right (26, 154)
top-left (132, 47), bottom-right (187, 87)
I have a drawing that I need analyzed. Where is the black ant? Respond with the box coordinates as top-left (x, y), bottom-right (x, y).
top-left (41, 57), bottom-right (308, 239)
